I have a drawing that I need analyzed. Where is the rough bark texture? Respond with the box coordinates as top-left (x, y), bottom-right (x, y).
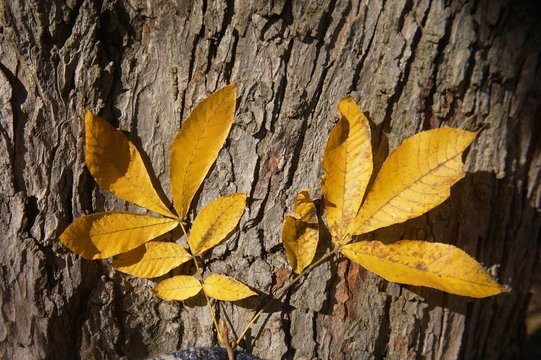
top-left (1, 0), bottom-right (540, 359)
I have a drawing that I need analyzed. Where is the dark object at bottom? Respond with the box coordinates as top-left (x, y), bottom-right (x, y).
top-left (149, 347), bottom-right (264, 360)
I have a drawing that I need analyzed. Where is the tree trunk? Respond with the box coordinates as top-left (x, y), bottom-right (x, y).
top-left (1, 0), bottom-right (540, 359)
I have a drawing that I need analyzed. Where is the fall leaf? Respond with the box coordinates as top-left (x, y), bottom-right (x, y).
top-left (293, 190), bottom-right (318, 224)
top-left (62, 85), bottom-right (256, 319)
top-left (313, 96), bottom-right (506, 297)
top-left (59, 212), bottom-right (178, 260)
top-left (85, 110), bottom-right (175, 218)
top-left (341, 240), bottom-right (507, 298)
top-left (352, 128), bottom-right (477, 235)
top-left (113, 241), bottom-right (192, 278)
top-left (202, 274), bottom-right (256, 301)
top-left (322, 96), bottom-right (372, 244)
top-left (188, 193), bottom-right (247, 256)
top-left (282, 190), bottom-right (319, 273)
top-left (170, 84), bottom-right (237, 219)
top-left (61, 85), bottom-right (242, 263)
top-left (153, 275), bottom-right (203, 301)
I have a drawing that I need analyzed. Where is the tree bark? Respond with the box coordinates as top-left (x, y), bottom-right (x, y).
top-left (1, 0), bottom-right (540, 359)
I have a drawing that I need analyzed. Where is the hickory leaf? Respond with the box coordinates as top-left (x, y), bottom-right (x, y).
top-left (309, 96), bottom-right (505, 298)
top-left (85, 110), bottom-right (175, 218)
top-left (282, 190), bottom-right (319, 273)
top-left (113, 242), bottom-right (193, 278)
top-left (61, 85), bottom-right (241, 262)
top-left (153, 276), bottom-right (203, 301)
top-left (170, 84), bottom-right (237, 219)
top-left (341, 240), bottom-right (507, 298)
top-left (202, 274), bottom-right (256, 301)
top-left (322, 96), bottom-right (372, 244)
top-left (189, 193), bottom-right (247, 256)
top-left (352, 128), bottom-right (477, 235)
top-left (59, 212), bottom-right (178, 260)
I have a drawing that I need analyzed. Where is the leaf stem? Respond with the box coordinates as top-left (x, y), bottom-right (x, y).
top-left (178, 220), bottom-right (224, 344)
top-left (204, 292), bottom-right (224, 345)
top-left (178, 222), bottom-right (189, 247)
top-left (234, 246), bottom-right (341, 349)
top-left (179, 221), bottom-right (202, 272)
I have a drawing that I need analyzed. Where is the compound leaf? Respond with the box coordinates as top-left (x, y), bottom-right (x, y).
top-left (202, 274), bottom-right (256, 301)
top-left (188, 193), bottom-right (247, 256)
top-left (341, 240), bottom-right (507, 298)
top-left (153, 275), bottom-right (202, 301)
top-left (113, 241), bottom-right (192, 278)
top-left (59, 212), bottom-right (178, 260)
top-left (170, 84), bottom-right (237, 219)
top-left (353, 128), bottom-right (477, 235)
top-left (322, 97), bottom-right (372, 244)
top-left (85, 110), bottom-right (175, 218)
top-left (282, 190), bottom-right (319, 273)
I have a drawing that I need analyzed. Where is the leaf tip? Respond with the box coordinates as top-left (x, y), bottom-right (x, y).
top-left (338, 95), bottom-right (355, 104)
top-left (84, 109), bottom-right (95, 136)
top-left (337, 95), bottom-right (364, 116)
top-left (84, 108), bottom-right (94, 119)
top-left (219, 82), bottom-right (237, 99)
top-left (151, 286), bottom-right (166, 301)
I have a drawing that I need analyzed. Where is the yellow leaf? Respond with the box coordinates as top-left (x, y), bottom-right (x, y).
top-left (341, 240), bottom-right (507, 298)
top-left (112, 242), bottom-right (192, 278)
top-left (282, 191), bottom-right (319, 273)
top-left (282, 216), bottom-right (319, 274)
top-left (85, 110), bottom-right (175, 218)
top-left (321, 96), bottom-right (372, 243)
top-left (153, 275), bottom-right (202, 301)
top-left (202, 274), bottom-right (256, 301)
top-left (59, 212), bottom-right (178, 260)
top-left (188, 193), bottom-right (247, 256)
top-left (294, 189), bottom-right (318, 224)
top-left (353, 128), bottom-right (477, 235)
top-left (170, 84), bottom-right (237, 219)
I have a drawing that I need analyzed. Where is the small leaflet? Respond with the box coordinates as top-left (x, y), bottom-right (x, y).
top-left (282, 190), bottom-right (319, 274)
top-left (153, 275), bottom-right (203, 301)
top-left (189, 193), bottom-right (247, 256)
top-left (202, 274), bottom-right (256, 301)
